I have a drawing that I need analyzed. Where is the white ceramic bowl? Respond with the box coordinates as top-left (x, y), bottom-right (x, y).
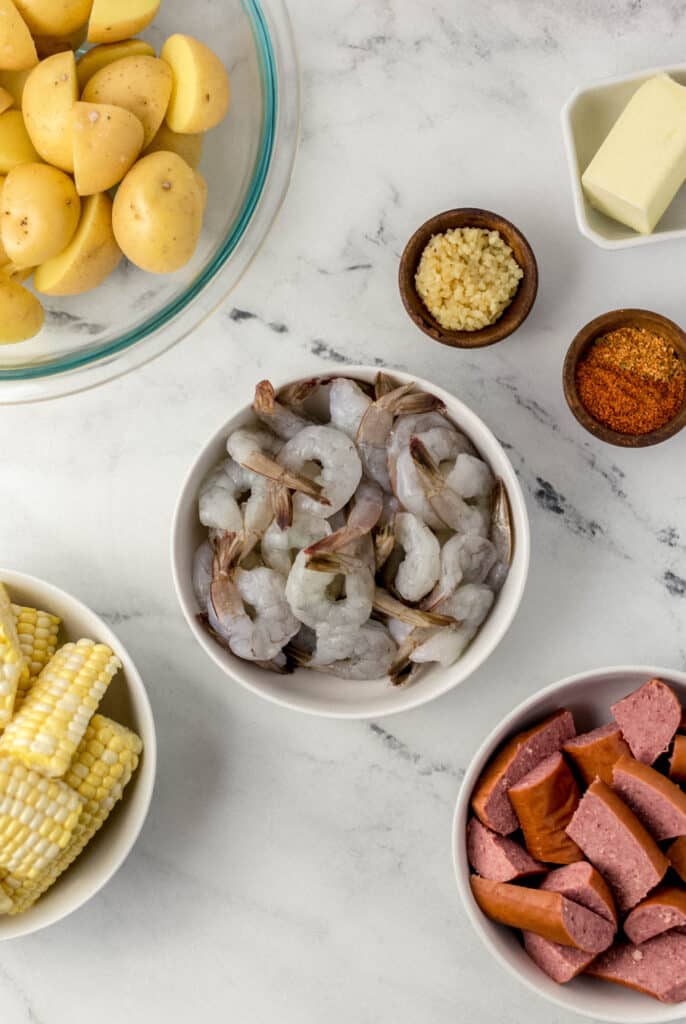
top-left (453, 665), bottom-right (686, 1023)
top-left (561, 65), bottom-right (686, 249)
top-left (171, 365), bottom-right (530, 718)
top-left (0, 569), bottom-right (156, 939)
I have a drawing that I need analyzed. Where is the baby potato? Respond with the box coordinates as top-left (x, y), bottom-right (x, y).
top-left (142, 121), bottom-right (204, 169)
top-left (0, 86), bottom-right (12, 115)
top-left (23, 51), bottom-right (78, 171)
top-left (76, 39), bottom-right (155, 90)
top-left (161, 34), bottom-right (230, 134)
top-left (88, 0), bottom-right (159, 44)
top-left (0, 278), bottom-right (44, 344)
top-left (1, 163), bottom-right (81, 267)
top-left (83, 56), bottom-right (172, 148)
top-left (13, 0), bottom-right (92, 36)
top-left (0, 68), bottom-right (32, 109)
top-left (0, 110), bottom-right (39, 173)
top-left (0, 0), bottom-right (37, 70)
top-left (112, 151), bottom-right (204, 273)
top-left (34, 22), bottom-right (88, 59)
top-left (194, 170), bottom-right (208, 213)
top-left (35, 192), bottom-right (121, 295)
top-left (72, 101), bottom-right (144, 196)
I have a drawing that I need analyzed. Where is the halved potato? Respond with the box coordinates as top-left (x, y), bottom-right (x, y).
top-left (34, 21), bottom-right (88, 59)
top-left (88, 0), bottom-right (159, 44)
top-left (72, 101), bottom-right (143, 195)
top-left (0, 68), bottom-right (32, 109)
top-left (0, 277), bottom-right (44, 344)
top-left (82, 55), bottom-right (172, 147)
top-left (143, 121), bottom-right (203, 168)
top-left (161, 34), bottom-right (230, 134)
top-left (13, 0), bottom-right (92, 36)
top-left (112, 151), bottom-right (204, 273)
top-left (76, 38), bottom-right (155, 90)
top-left (0, 0), bottom-right (37, 70)
top-left (0, 110), bottom-right (39, 173)
top-left (0, 86), bottom-right (12, 115)
top-left (35, 192), bottom-right (121, 295)
top-left (23, 51), bottom-right (78, 171)
top-left (1, 162), bottom-right (81, 267)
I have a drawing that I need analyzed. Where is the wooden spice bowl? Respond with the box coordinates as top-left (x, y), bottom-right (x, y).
top-left (563, 309), bottom-right (686, 448)
top-left (398, 208), bottom-right (539, 349)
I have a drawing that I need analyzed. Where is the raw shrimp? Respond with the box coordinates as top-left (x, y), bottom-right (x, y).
top-left (356, 386), bottom-right (444, 491)
top-left (393, 446), bottom-right (444, 529)
top-left (262, 510), bottom-right (331, 577)
top-left (198, 458), bottom-right (273, 542)
top-left (372, 587), bottom-right (455, 628)
top-left (491, 479), bottom-right (513, 565)
top-left (411, 584), bottom-right (494, 666)
top-left (192, 541), bottom-right (214, 607)
top-left (285, 550), bottom-right (373, 634)
top-left (226, 425), bottom-right (281, 463)
top-left (305, 479), bottom-right (383, 556)
top-left (409, 437), bottom-right (486, 534)
top-left (421, 533), bottom-right (497, 609)
top-left (387, 410), bottom-right (464, 490)
top-left (324, 621), bottom-right (397, 680)
top-left (446, 453), bottom-right (494, 500)
top-left (329, 377), bottom-right (372, 439)
top-left (208, 535), bottom-right (300, 661)
top-left (392, 512), bottom-right (440, 602)
top-left (253, 380), bottom-right (311, 439)
top-left (277, 425), bottom-right (362, 518)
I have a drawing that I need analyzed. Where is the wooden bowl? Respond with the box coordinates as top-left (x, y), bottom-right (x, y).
top-left (398, 208), bottom-right (539, 349)
top-left (563, 308), bottom-right (686, 448)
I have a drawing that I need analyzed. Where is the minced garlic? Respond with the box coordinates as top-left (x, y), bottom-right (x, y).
top-left (415, 227), bottom-right (523, 332)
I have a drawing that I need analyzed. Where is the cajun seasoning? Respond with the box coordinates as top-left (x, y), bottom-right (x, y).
top-left (576, 325), bottom-right (686, 435)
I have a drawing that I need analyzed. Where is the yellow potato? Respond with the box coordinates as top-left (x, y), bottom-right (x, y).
top-left (12, 0), bottom-right (92, 35)
top-left (34, 22), bottom-right (88, 59)
top-left (88, 0), bottom-right (159, 44)
top-left (72, 101), bottom-right (143, 196)
top-left (0, 0), bottom-right (37, 70)
top-left (0, 261), bottom-right (33, 282)
top-left (0, 110), bottom-right (39, 173)
top-left (112, 151), bottom-right (204, 273)
top-left (1, 162), bottom-right (81, 267)
top-left (194, 170), bottom-right (207, 213)
top-left (35, 192), bottom-right (121, 295)
top-left (0, 174), bottom-right (7, 263)
top-left (76, 39), bottom-right (155, 90)
top-left (0, 86), bottom-right (12, 115)
top-left (161, 34), bottom-right (230, 134)
top-left (0, 277), bottom-right (44, 344)
top-left (83, 56), bottom-right (172, 148)
top-left (142, 121), bottom-right (203, 168)
top-left (23, 51), bottom-right (78, 171)
top-left (0, 68), bottom-right (32, 108)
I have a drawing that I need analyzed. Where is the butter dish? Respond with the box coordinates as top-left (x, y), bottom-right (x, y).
top-left (562, 65), bottom-right (686, 249)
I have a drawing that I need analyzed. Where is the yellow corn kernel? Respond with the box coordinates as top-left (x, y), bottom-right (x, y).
top-left (0, 584), bottom-right (26, 727)
top-left (0, 639), bottom-right (121, 778)
top-left (11, 604), bottom-right (60, 707)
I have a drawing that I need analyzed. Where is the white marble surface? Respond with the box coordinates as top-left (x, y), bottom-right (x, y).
top-left (2, 2), bottom-right (686, 1021)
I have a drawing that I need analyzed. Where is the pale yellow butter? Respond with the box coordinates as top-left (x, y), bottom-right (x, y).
top-left (581, 74), bottom-right (686, 234)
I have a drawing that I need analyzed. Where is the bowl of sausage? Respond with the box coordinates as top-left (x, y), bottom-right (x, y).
top-left (454, 666), bottom-right (686, 1022)
top-left (172, 366), bottom-right (530, 718)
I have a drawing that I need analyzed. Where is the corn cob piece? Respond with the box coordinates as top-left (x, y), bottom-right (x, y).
top-left (0, 639), bottom-right (121, 778)
top-left (0, 757), bottom-right (82, 880)
top-left (1, 715), bottom-right (142, 914)
top-left (0, 584), bottom-right (26, 727)
top-left (11, 604), bottom-right (60, 707)
top-left (0, 876), bottom-right (13, 915)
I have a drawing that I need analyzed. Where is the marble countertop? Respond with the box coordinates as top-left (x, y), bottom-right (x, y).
top-left (3, 1), bottom-right (686, 1021)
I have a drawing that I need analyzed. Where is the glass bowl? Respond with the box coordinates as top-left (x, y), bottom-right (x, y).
top-left (0, 0), bottom-right (300, 404)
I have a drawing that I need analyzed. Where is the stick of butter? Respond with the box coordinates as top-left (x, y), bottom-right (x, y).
top-left (581, 74), bottom-right (686, 234)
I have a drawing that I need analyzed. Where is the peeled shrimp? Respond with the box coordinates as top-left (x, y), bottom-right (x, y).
top-left (409, 437), bottom-right (486, 534)
top-left (422, 533), bottom-right (497, 609)
top-left (192, 541), bottom-right (214, 607)
top-left (356, 386), bottom-right (446, 492)
top-left (305, 479), bottom-right (383, 556)
top-left (324, 621), bottom-right (397, 680)
top-left (411, 584), bottom-right (494, 666)
top-left (387, 411), bottom-right (463, 490)
top-left (277, 425), bottom-right (362, 518)
top-left (227, 425), bottom-right (281, 463)
top-left (198, 458), bottom-right (272, 540)
top-left (262, 510), bottom-right (331, 577)
top-left (393, 512), bottom-right (440, 602)
top-left (329, 377), bottom-right (372, 439)
top-left (446, 453), bottom-right (494, 500)
top-left (253, 380), bottom-right (310, 439)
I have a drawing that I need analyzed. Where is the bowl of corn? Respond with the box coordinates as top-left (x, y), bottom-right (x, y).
top-left (0, 569), bottom-right (156, 939)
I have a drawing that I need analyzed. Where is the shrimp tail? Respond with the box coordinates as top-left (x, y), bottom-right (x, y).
top-left (282, 642), bottom-right (312, 668)
top-left (373, 522), bottom-right (395, 570)
top-left (240, 449), bottom-right (330, 504)
top-left (306, 551), bottom-right (364, 575)
top-left (253, 379), bottom-right (278, 416)
top-left (372, 588), bottom-right (458, 627)
top-left (389, 648), bottom-right (422, 686)
top-left (491, 478), bottom-right (513, 565)
top-left (277, 377), bottom-right (329, 407)
top-left (393, 393), bottom-right (446, 417)
top-left (212, 531), bottom-right (243, 576)
top-left (374, 371), bottom-right (400, 399)
top-left (272, 483), bottom-right (293, 530)
top-left (408, 436), bottom-right (442, 496)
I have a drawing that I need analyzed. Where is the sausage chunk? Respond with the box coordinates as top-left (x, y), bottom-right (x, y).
top-left (667, 837), bottom-right (686, 884)
top-left (508, 752), bottom-right (583, 864)
top-left (624, 886), bottom-right (686, 945)
top-left (587, 932), bottom-right (686, 1003)
top-left (466, 818), bottom-right (545, 883)
top-left (565, 779), bottom-right (668, 912)
top-left (523, 932), bottom-right (596, 983)
top-left (562, 722), bottom-right (630, 787)
top-left (470, 876), bottom-right (614, 953)
top-left (612, 755), bottom-right (686, 841)
top-left (539, 861), bottom-right (617, 925)
top-left (611, 678), bottom-right (681, 765)
top-left (670, 735), bottom-right (686, 784)
top-left (471, 709), bottom-right (576, 835)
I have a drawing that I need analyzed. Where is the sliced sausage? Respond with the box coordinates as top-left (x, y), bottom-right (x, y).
top-left (466, 818), bottom-right (545, 882)
top-left (624, 886), bottom-right (686, 945)
top-left (611, 678), bottom-right (681, 765)
top-left (670, 735), bottom-right (686, 784)
top-left (565, 779), bottom-right (668, 912)
top-left (471, 709), bottom-right (576, 835)
top-left (523, 932), bottom-right (596, 983)
top-left (470, 876), bottom-right (614, 953)
top-left (508, 752), bottom-right (583, 864)
top-left (539, 862), bottom-right (617, 925)
top-left (587, 932), bottom-right (686, 1003)
top-left (667, 837), bottom-right (686, 884)
top-left (562, 722), bottom-right (630, 787)
top-left (612, 754), bottom-right (686, 841)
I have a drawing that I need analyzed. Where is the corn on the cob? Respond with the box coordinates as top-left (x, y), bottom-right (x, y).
top-left (0, 584), bottom-right (25, 728)
top-left (0, 757), bottom-right (82, 880)
top-left (0, 639), bottom-right (121, 778)
top-left (0, 876), bottom-right (13, 915)
top-left (0, 715), bottom-right (142, 913)
top-left (11, 604), bottom-right (60, 708)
